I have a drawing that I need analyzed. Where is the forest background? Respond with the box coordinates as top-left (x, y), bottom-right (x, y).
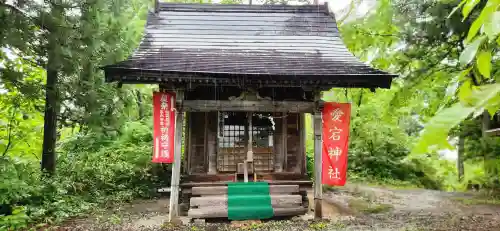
top-left (1, 0), bottom-right (500, 229)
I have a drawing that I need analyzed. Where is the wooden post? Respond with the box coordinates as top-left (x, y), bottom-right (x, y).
top-left (207, 113), bottom-right (217, 174)
top-left (247, 112), bottom-right (254, 162)
top-left (169, 91), bottom-right (184, 222)
top-left (300, 113), bottom-right (307, 175)
top-left (283, 113), bottom-right (288, 171)
top-left (244, 112), bottom-right (253, 183)
top-left (184, 112), bottom-right (191, 175)
top-left (274, 112), bottom-right (285, 172)
top-left (313, 110), bottom-right (323, 219)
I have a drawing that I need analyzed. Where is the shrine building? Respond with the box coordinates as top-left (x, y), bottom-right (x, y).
top-left (103, 2), bottom-right (396, 220)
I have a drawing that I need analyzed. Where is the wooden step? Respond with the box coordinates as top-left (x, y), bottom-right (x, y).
top-left (188, 206), bottom-right (307, 219)
top-left (190, 194), bottom-right (302, 208)
top-left (191, 185), bottom-right (299, 196)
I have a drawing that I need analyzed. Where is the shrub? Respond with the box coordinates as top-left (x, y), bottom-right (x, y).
top-left (0, 121), bottom-right (170, 228)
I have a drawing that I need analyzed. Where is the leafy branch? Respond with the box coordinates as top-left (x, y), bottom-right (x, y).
top-left (0, 2), bottom-right (50, 31)
top-left (412, 0), bottom-right (500, 154)
top-left (2, 106), bottom-right (18, 157)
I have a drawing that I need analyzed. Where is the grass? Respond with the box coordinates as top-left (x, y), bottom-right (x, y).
top-left (364, 181), bottom-right (421, 190)
top-left (347, 198), bottom-right (393, 214)
top-left (452, 196), bottom-right (500, 205)
top-left (324, 182), bottom-right (395, 214)
top-left (161, 220), bottom-right (353, 231)
top-left (350, 177), bottom-right (421, 190)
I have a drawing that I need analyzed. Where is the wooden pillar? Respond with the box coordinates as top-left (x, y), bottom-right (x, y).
top-left (244, 112), bottom-right (253, 183)
top-left (300, 113), bottom-right (307, 175)
top-left (169, 91), bottom-right (184, 222)
top-left (247, 112), bottom-right (254, 162)
top-left (274, 112), bottom-right (285, 172)
top-left (313, 110), bottom-right (323, 219)
top-left (207, 112), bottom-right (217, 174)
top-left (184, 112), bottom-right (191, 175)
top-left (283, 113), bottom-right (288, 171)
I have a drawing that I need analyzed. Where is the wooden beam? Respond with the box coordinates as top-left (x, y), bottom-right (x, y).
top-left (188, 207), bottom-right (307, 219)
top-left (190, 194), bottom-right (302, 208)
top-left (191, 185), bottom-right (299, 196)
top-left (168, 91), bottom-right (184, 222)
top-left (181, 100), bottom-right (315, 113)
top-left (313, 110), bottom-right (323, 219)
top-left (181, 179), bottom-right (312, 187)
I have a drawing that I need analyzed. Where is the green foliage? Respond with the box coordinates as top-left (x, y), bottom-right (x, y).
top-left (460, 36), bottom-right (485, 65)
top-left (335, 0), bottom-right (500, 192)
top-left (1, 0), bottom-right (499, 227)
top-left (306, 88), bottom-right (444, 189)
top-left (0, 121), bottom-right (168, 227)
top-left (0, 206), bottom-right (29, 230)
top-left (414, 0), bottom-right (500, 154)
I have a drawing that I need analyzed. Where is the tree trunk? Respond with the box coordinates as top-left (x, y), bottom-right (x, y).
top-left (457, 134), bottom-right (465, 181)
top-left (482, 110), bottom-right (490, 138)
top-left (136, 90), bottom-right (144, 120)
top-left (41, 68), bottom-right (58, 173)
top-left (41, 2), bottom-right (61, 174)
top-left (481, 110), bottom-right (491, 176)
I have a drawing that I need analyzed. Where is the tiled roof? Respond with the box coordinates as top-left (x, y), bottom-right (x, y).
top-left (103, 3), bottom-right (396, 88)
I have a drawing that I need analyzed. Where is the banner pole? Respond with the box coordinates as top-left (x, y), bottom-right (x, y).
top-left (313, 105), bottom-right (323, 219)
top-left (169, 90), bottom-right (184, 222)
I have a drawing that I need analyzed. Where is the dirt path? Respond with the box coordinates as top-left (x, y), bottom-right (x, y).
top-left (57, 198), bottom-right (170, 231)
top-left (57, 185), bottom-right (500, 231)
top-left (323, 184), bottom-right (500, 230)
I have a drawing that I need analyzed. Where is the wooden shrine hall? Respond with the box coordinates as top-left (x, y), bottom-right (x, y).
top-left (103, 2), bottom-right (396, 220)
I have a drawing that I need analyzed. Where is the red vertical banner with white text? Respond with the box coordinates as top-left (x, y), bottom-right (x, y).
top-left (321, 102), bottom-right (351, 186)
top-left (152, 92), bottom-right (176, 163)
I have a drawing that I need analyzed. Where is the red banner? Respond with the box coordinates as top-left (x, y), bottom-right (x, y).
top-left (152, 92), bottom-right (176, 163)
top-left (321, 102), bottom-right (351, 186)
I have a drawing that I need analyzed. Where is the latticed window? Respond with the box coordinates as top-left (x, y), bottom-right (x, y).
top-left (250, 113), bottom-right (274, 172)
top-left (217, 112), bottom-right (274, 172)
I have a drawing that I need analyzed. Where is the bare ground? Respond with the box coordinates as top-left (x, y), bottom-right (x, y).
top-left (321, 184), bottom-right (500, 230)
top-left (54, 184), bottom-right (500, 231)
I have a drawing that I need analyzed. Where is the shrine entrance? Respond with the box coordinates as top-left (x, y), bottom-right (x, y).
top-left (217, 112), bottom-right (275, 173)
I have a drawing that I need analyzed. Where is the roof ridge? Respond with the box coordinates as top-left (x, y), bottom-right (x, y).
top-left (158, 3), bottom-right (330, 14)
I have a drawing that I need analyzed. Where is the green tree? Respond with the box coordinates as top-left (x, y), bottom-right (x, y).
top-left (1, 0), bottom-right (149, 172)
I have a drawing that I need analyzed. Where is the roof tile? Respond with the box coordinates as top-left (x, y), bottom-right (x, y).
top-left (103, 3), bottom-right (396, 88)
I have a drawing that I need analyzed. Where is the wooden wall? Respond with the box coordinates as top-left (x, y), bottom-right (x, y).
top-left (185, 112), bottom-right (305, 176)
top-left (187, 112), bottom-right (206, 174)
top-left (285, 113), bottom-right (303, 173)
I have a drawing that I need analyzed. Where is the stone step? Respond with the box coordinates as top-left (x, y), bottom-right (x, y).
top-left (190, 194), bottom-right (302, 208)
top-left (188, 206), bottom-right (307, 219)
top-left (191, 184), bottom-right (299, 196)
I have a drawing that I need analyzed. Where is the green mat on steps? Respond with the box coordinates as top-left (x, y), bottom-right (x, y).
top-left (227, 182), bottom-right (274, 220)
